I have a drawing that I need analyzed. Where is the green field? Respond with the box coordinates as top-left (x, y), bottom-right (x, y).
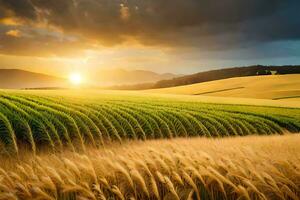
top-left (0, 90), bottom-right (299, 155)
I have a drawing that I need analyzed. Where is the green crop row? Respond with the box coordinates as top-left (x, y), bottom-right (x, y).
top-left (0, 91), bottom-right (299, 155)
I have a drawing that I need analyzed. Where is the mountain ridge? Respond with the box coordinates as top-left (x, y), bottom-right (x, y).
top-left (0, 68), bottom-right (180, 89)
top-left (91, 68), bottom-right (179, 86)
top-left (0, 69), bottom-right (68, 89)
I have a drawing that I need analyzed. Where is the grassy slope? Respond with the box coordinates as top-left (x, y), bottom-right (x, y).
top-left (147, 74), bottom-right (300, 101)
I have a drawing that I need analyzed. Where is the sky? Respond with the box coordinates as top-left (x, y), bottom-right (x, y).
top-left (0, 0), bottom-right (300, 77)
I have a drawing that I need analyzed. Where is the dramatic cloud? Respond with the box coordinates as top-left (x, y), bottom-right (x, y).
top-left (0, 0), bottom-right (299, 72)
top-left (1, 1), bottom-right (299, 45)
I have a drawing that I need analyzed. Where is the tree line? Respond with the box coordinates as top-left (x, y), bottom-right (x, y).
top-left (152, 65), bottom-right (300, 88)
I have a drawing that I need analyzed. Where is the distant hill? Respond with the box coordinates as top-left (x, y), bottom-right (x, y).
top-left (148, 74), bottom-right (300, 101)
top-left (0, 68), bottom-right (179, 89)
top-left (92, 69), bottom-right (179, 86)
top-left (152, 65), bottom-right (300, 89)
top-left (0, 69), bottom-right (68, 89)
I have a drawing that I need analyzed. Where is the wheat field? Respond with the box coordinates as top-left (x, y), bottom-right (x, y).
top-left (147, 74), bottom-right (300, 101)
top-left (0, 134), bottom-right (299, 200)
top-left (0, 90), bottom-right (299, 199)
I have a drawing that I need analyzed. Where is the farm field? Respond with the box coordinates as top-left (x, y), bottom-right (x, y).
top-left (0, 89), bottom-right (299, 200)
top-left (1, 1), bottom-right (299, 199)
top-left (0, 90), bottom-right (299, 154)
top-left (147, 74), bottom-right (300, 101)
top-left (0, 134), bottom-right (299, 199)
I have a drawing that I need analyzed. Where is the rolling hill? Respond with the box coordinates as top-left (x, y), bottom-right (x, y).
top-left (152, 65), bottom-right (300, 88)
top-left (0, 69), bottom-right (68, 89)
top-left (91, 68), bottom-right (179, 86)
top-left (0, 68), bottom-right (179, 88)
top-left (147, 74), bottom-right (300, 101)
top-left (107, 65), bottom-right (300, 90)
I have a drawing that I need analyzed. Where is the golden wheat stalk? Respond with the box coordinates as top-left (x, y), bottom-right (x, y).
top-left (130, 169), bottom-right (150, 198)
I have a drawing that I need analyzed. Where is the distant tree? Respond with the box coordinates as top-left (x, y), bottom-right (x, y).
top-left (257, 69), bottom-right (271, 75)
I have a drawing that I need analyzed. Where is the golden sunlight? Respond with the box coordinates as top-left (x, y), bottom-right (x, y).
top-left (69, 73), bottom-right (82, 85)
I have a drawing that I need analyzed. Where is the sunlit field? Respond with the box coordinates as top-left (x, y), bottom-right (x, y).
top-left (0, 134), bottom-right (299, 200)
top-left (148, 74), bottom-right (300, 101)
top-left (0, 89), bottom-right (299, 200)
top-left (0, 90), bottom-right (300, 154)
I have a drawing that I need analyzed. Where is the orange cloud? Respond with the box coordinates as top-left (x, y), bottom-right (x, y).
top-left (6, 29), bottom-right (21, 37)
top-left (0, 18), bottom-right (20, 26)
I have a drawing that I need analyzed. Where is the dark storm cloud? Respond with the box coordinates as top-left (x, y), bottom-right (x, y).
top-left (0, 0), bottom-right (37, 20)
top-left (0, 0), bottom-right (299, 54)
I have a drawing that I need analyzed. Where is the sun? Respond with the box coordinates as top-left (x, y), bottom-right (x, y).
top-left (69, 73), bottom-right (82, 85)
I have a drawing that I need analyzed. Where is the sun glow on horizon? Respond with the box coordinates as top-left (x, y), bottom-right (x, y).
top-left (69, 73), bottom-right (83, 85)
